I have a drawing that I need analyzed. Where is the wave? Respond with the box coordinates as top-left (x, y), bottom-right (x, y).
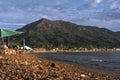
top-left (91, 59), bottom-right (104, 62)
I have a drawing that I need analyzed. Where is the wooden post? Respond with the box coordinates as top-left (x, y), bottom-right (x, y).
top-left (6, 37), bottom-right (9, 47)
top-left (2, 37), bottom-right (4, 45)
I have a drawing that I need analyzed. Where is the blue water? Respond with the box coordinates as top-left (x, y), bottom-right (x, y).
top-left (34, 51), bottom-right (120, 74)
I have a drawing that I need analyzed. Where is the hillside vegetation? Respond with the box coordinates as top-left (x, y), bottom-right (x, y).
top-left (12, 18), bottom-right (120, 49)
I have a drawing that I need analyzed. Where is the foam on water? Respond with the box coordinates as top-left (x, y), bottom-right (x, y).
top-left (91, 59), bottom-right (104, 62)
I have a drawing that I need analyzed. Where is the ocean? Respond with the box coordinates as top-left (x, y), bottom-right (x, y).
top-left (33, 51), bottom-right (120, 75)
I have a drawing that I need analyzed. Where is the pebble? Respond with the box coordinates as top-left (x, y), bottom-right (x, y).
top-left (80, 74), bottom-right (86, 77)
top-left (0, 56), bottom-right (3, 59)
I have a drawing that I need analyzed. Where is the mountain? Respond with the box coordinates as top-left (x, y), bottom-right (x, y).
top-left (13, 18), bottom-right (120, 48)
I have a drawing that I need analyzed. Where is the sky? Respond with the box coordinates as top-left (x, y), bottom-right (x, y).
top-left (0, 0), bottom-right (120, 31)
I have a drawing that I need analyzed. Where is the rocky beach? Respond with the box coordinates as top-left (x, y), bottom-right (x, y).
top-left (0, 53), bottom-right (120, 80)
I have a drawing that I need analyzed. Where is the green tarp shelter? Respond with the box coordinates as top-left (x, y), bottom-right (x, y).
top-left (0, 29), bottom-right (23, 38)
top-left (0, 29), bottom-right (23, 44)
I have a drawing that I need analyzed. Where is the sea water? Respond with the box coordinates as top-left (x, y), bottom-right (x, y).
top-left (34, 51), bottom-right (120, 74)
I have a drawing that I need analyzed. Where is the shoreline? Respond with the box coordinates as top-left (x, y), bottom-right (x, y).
top-left (32, 53), bottom-right (120, 79)
top-left (0, 53), bottom-right (120, 80)
top-left (31, 49), bottom-right (120, 54)
top-left (33, 53), bottom-right (120, 77)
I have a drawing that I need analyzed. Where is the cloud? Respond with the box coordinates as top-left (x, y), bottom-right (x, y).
top-left (0, 0), bottom-right (120, 31)
top-left (75, 18), bottom-right (120, 31)
top-left (92, 12), bottom-right (120, 21)
top-left (91, 0), bottom-right (102, 7)
top-left (0, 22), bottom-right (26, 30)
top-left (41, 15), bottom-right (49, 19)
top-left (96, 0), bottom-right (102, 3)
top-left (0, 22), bottom-right (26, 26)
top-left (110, 1), bottom-right (120, 9)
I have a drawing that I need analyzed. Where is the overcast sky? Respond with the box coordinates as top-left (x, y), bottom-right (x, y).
top-left (0, 0), bottom-right (120, 31)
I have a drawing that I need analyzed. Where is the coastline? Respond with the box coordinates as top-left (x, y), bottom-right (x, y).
top-left (31, 49), bottom-right (120, 54)
top-left (32, 52), bottom-right (120, 77)
top-left (0, 53), bottom-right (119, 80)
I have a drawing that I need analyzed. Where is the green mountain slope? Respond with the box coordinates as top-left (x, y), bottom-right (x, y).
top-left (14, 18), bottom-right (120, 48)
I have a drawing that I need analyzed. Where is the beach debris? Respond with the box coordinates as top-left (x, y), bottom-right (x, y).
top-left (50, 63), bottom-right (55, 67)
